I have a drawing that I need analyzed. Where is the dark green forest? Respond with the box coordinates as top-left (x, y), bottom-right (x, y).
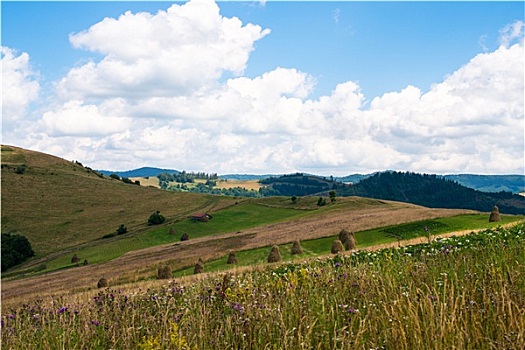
top-left (1, 233), bottom-right (35, 272)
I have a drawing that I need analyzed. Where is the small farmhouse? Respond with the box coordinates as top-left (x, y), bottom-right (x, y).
top-left (190, 213), bottom-right (213, 222)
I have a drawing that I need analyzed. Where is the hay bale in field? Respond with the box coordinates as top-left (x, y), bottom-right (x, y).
top-left (157, 265), bottom-right (172, 279)
top-left (194, 260), bottom-right (204, 274)
top-left (344, 234), bottom-right (357, 251)
top-left (291, 240), bottom-right (303, 255)
top-left (339, 229), bottom-right (357, 250)
top-left (331, 240), bottom-right (344, 254)
top-left (338, 229), bottom-right (352, 242)
top-left (97, 278), bottom-right (108, 288)
top-left (227, 252), bottom-right (238, 264)
top-left (489, 205), bottom-right (501, 222)
top-left (267, 245), bottom-right (281, 263)
top-left (71, 254), bottom-right (79, 264)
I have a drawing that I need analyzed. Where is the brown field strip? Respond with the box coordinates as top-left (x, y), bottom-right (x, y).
top-left (1, 203), bottom-right (474, 306)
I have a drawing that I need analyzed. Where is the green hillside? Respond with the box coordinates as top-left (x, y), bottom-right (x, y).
top-left (1, 145), bottom-right (237, 257)
top-left (261, 171), bottom-right (525, 214)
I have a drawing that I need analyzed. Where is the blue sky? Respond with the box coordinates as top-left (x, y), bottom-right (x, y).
top-left (1, 1), bottom-right (524, 175)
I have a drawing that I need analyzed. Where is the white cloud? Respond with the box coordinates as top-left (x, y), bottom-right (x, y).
top-left (9, 9), bottom-right (524, 175)
top-left (40, 100), bottom-right (130, 137)
top-left (498, 20), bottom-right (524, 47)
top-left (57, 0), bottom-right (270, 101)
top-left (1, 47), bottom-right (40, 131)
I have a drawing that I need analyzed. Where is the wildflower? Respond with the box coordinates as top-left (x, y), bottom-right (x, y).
top-left (8, 314), bottom-right (15, 319)
top-left (58, 307), bottom-right (68, 314)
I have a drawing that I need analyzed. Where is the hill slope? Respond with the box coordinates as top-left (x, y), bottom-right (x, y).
top-left (1, 145), bottom-right (235, 257)
top-left (262, 172), bottom-right (525, 214)
top-left (346, 171), bottom-right (525, 214)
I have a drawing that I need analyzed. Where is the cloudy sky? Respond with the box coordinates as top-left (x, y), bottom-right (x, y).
top-left (2, 1), bottom-right (524, 175)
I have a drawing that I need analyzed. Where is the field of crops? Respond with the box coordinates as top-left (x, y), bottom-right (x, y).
top-left (3, 223), bottom-right (523, 349)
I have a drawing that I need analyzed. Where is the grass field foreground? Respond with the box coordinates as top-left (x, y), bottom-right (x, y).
top-left (2, 224), bottom-right (524, 349)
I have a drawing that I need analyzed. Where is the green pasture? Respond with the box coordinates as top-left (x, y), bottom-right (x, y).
top-left (174, 214), bottom-right (524, 277)
top-left (37, 202), bottom-right (315, 273)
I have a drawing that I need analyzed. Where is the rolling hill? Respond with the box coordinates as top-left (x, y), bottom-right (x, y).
top-left (1, 145), bottom-right (236, 257)
top-left (261, 172), bottom-right (525, 214)
top-left (2, 145), bottom-right (493, 302)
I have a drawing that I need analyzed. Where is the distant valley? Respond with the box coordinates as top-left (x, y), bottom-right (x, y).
top-left (100, 167), bottom-right (525, 194)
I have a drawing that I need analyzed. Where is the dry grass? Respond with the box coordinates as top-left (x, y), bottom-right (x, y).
top-left (214, 179), bottom-right (263, 191)
top-left (1, 201), bottom-right (475, 305)
top-left (1, 145), bottom-right (237, 257)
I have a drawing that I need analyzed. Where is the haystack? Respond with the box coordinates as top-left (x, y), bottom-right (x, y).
top-left (97, 278), bottom-right (108, 289)
top-left (344, 235), bottom-right (357, 250)
top-left (291, 240), bottom-right (303, 255)
top-left (338, 229), bottom-right (352, 242)
top-left (489, 205), bottom-right (501, 222)
top-left (331, 240), bottom-right (344, 254)
top-left (157, 265), bottom-right (172, 279)
top-left (194, 260), bottom-right (204, 274)
top-left (227, 252), bottom-right (238, 264)
top-left (267, 245), bottom-right (282, 263)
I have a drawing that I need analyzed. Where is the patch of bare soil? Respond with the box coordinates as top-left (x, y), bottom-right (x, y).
top-left (1, 203), bottom-right (474, 305)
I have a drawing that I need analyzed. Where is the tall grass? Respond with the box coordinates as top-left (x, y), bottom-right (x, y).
top-left (2, 224), bottom-right (524, 349)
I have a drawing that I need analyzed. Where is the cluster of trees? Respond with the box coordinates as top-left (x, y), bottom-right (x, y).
top-left (158, 171), bottom-right (218, 184)
top-left (109, 173), bottom-right (140, 186)
top-left (1, 233), bottom-right (35, 272)
top-left (259, 173), bottom-right (346, 197)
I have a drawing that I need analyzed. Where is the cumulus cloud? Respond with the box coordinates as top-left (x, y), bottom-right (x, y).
top-left (8, 4), bottom-right (524, 175)
top-left (1, 47), bottom-right (40, 131)
top-left (40, 100), bottom-right (131, 137)
top-left (57, 0), bottom-right (270, 100)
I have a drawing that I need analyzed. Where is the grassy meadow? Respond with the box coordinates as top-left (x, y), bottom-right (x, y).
top-left (2, 223), bottom-right (524, 349)
top-left (172, 213), bottom-right (523, 277)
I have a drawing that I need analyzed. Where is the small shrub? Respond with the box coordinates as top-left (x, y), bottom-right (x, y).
top-left (169, 228), bottom-right (175, 235)
top-left (181, 233), bottom-right (189, 241)
top-left (489, 205), bottom-right (501, 222)
top-left (116, 224), bottom-right (128, 235)
top-left (71, 254), bottom-right (80, 264)
top-left (157, 265), bottom-right (172, 279)
top-left (97, 278), bottom-right (108, 288)
top-left (15, 165), bottom-right (26, 174)
top-left (331, 240), bottom-right (344, 254)
top-left (83, 259), bottom-right (89, 266)
top-left (121, 177), bottom-right (133, 184)
top-left (291, 240), bottom-right (303, 255)
top-left (148, 211), bottom-right (166, 225)
top-left (267, 245), bottom-right (281, 263)
top-left (317, 197), bottom-right (327, 206)
top-left (227, 252), bottom-right (238, 264)
top-left (109, 174), bottom-right (120, 180)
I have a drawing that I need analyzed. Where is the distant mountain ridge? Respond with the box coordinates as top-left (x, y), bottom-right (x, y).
top-left (443, 174), bottom-right (524, 194)
top-left (100, 166), bottom-right (524, 194)
top-left (260, 172), bottom-right (525, 215)
top-left (98, 167), bottom-right (180, 178)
